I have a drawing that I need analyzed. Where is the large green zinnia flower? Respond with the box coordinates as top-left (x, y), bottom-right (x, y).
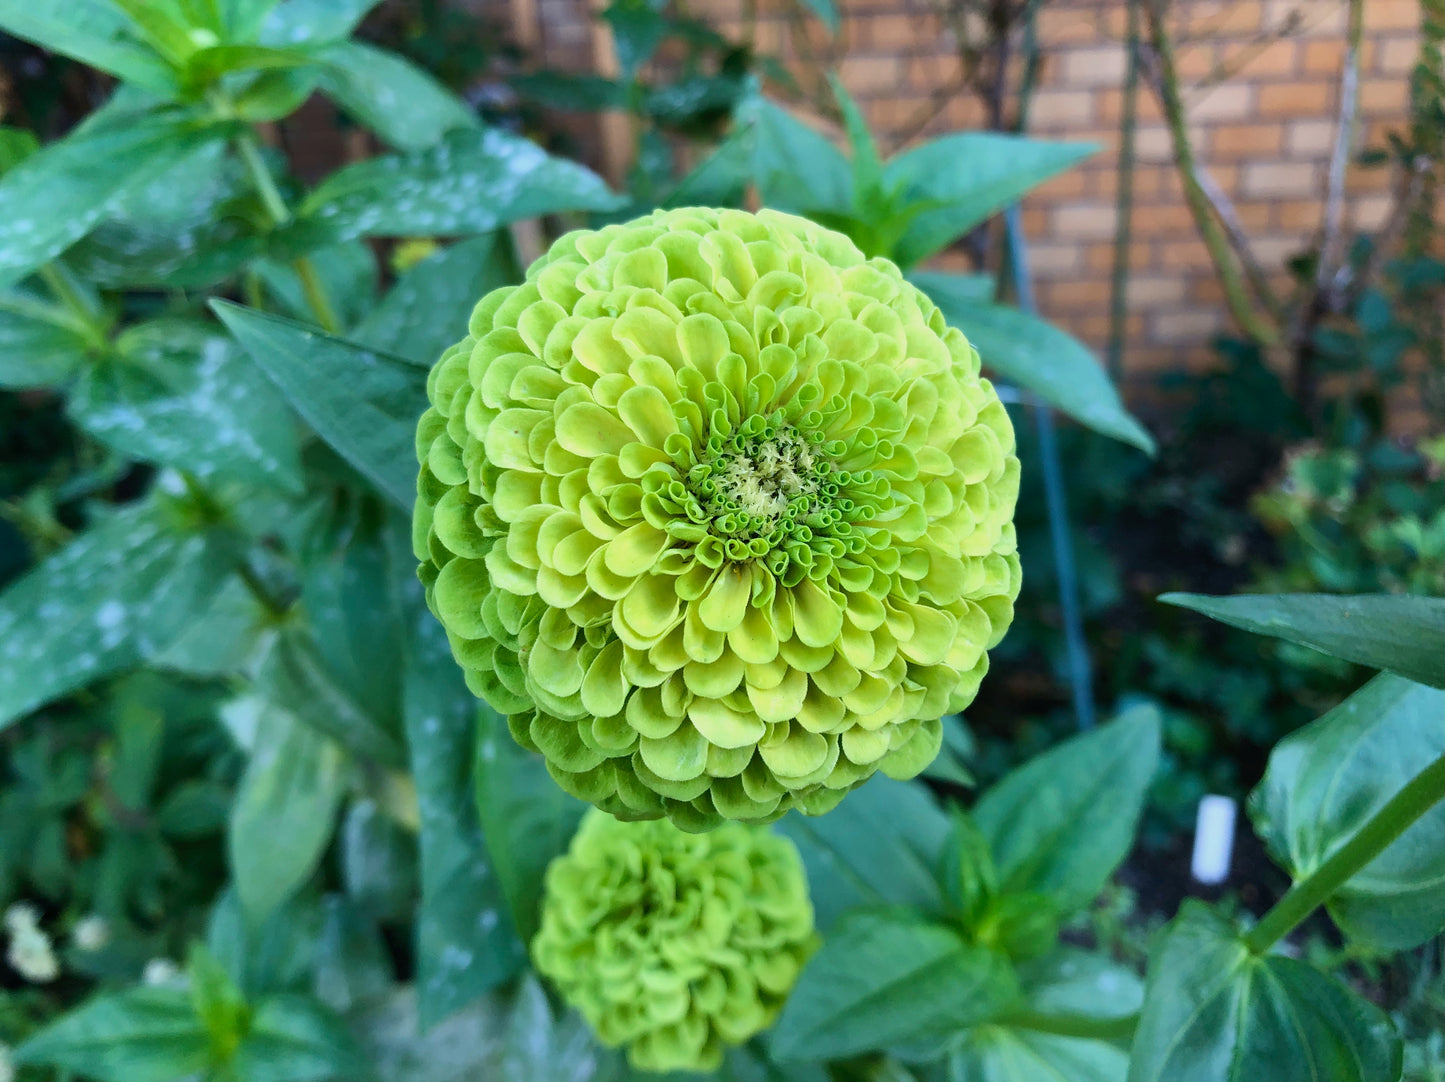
top-left (415, 207), bottom-right (1020, 831)
top-left (532, 810), bottom-right (816, 1072)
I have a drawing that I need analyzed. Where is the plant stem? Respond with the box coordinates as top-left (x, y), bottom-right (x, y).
top-left (236, 130), bottom-right (291, 225)
top-left (292, 255), bottom-right (340, 333)
top-left (1246, 749), bottom-right (1445, 955)
top-left (1001, 1008), bottom-right (1138, 1042)
top-left (235, 128), bottom-right (341, 333)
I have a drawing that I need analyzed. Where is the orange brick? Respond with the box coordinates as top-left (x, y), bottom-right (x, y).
top-left (1212, 123), bottom-right (1285, 158)
top-left (1348, 192), bottom-right (1393, 230)
top-left (1285, 118), bottom-right (1337, 156)
top-left (1366, 0), bottom-right (1423, 31)
top-left (1251, 235), bottom-right (1307, 266)
top-left (1243, 160), bottom-right (1319, 196)
top-left (1028, 243), bottom-right (1084, 276)
top-left (1258, 80), bottom-right (1339, 115)
top-left (838, 55), bottom-right (903, 95)
top-left (1236, 203), bottom-right (1275, 229)
top-left (1377, 36), bottom-right (1419, 76)
top-left (1041, 280), bottom-right (1113, 307)
top-left (1126, 277), bottom-right (1188, 307)
top-left (1190, 83), bottom-right (1256, 121)
top-left (1152, 308), bottom-right (1224, 342)
top-left (1159, 240), bottom-right (1221, 269)
top-left (1175, 43), bottom-right (1219, 81)
top-left (1031, 88), bottom-right (1097, 129)
top-left (1037, 11), bottom-right (1100, 47)
top-left (1052, 202), bottom-right (1120, 238)
top-left (1278, 200), bottom-right (1324, 229)
top-left (1085, 244), bottom-right (1118, 272)
top-left (1061, 45), bottom-right (1129, 87)
top-left (1302, 39), bottom-right (1345, 74)
top-left (1220, 37), bottom-right (1299, 79)
top-left (1359, 77), bottom-right (1410, 116)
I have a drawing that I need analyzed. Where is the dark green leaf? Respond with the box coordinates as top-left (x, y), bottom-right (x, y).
top-left (950, 1027), bottom-right (1128, 1082)
top-left (68, 321), bottom-right (304, 491)
top-left (772, 909), bottom-right (1017, 1062)
top-left (301, 127), bottom-right (623, 240)
top-left (155, 778), bottom-right (233, 836)
top-left (0, 2), bottom-right (179, 94)
top-left (510, 72), bottom-right (627, 112)
top-left (737, 94), bottom-right (852, 216)
top-left (341, 798), bottom-right (416, 921)
top-left (316, 41), bottom-right (477, 152)
top-left (475, 703), bottom-right (587, 945)
top-left (973, 706), bottom-right (1160, 914)
top-left (1251, 673), bottom-right (1445, 949)
top-left (0, 111), bottom-right (225, 286)
top-left (603, 4), bottom-right (668, 82)
top-left (402, 576), bottom-right (525, 1024)
top-left (313, 896), bottom-right (393, 1014)
top-left (16, 988), bottom-right (211, 1082)
top-left (259, 0), bottom-right (380, 44)
top-left (255, 629), bottom-right (406, 767)
top-left (0, 285), bottom-right (94, 389)
top-left (0, 495), bottom-right (232, 732)
top-left (233, 994), bottom-right (367, 1082)
top-left (918, 285), bottom-right (1155, 453)
top-left (213, 300), bottom-right (428, 510)
top-left (777, 775), bottom-right (950, 931)
top-left (1127, 902), bottom-right (1400, 1082)
top-left (883, 134), bottom-right (1095, 268)
top-left (64, 139), bottom-right (262, 290)
top-left (228, 699), bottom-right (347, 923)
top-left (1161, 592), bottom-right (1445, 689)
top-left (352, 234), bottom-right (513, 365)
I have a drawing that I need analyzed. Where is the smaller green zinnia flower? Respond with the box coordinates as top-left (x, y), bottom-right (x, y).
top-left (532, 809), bottom-right (817, 1072)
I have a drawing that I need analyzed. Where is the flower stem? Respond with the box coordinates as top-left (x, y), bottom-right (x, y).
top-left (1245, 749), bottom-right (1445, 955)
top-left (234, 128), bottom-right (340, 333)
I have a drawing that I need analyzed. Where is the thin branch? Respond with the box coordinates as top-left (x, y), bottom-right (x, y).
top-left (1140, 0), bottom-right (1282, 345)
top-left (1316, 0), bottom-right (1364, 301)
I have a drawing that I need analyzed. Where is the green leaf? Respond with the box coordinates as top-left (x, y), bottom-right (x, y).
top-left (68, 321), bottom-right (304, 492)
top-left (64, 139), bottom-right (262, 290)
top-left (259, 0), bottom-right (380, 44)
top-left (212, 300), bottom-right (427, 510)
top-left (1161, 592), bottom-right (1445, 689)
top-left (0, 285), bottom-right (94, 389)
top-left (151, 576), bottom-right (271, 677)
top-left (254, 628), bottom-right (406, 767)
top-left (207, 889), bottom-right (321, 999)
top-left (1127, 902), bottom-right (1400, 1082)
top-left (233, 67), bottom-right (322, 121)
top-left (882, 134), bottom-right (1095, 268)
top-left (510, 72), bottom-right (627, 112)
top-left (832, 76), bottom-right (882, 208)
top-left (736, 94), bottom-right (852, 217)
top-left (228, 700), bottom-right (347, 923)
top-left (401, 575), bottom-right (525, 1025)
top-left (312, 896), bottom-right (393, 1014)
top-left (189, 943), bottom-right (251, 1062)
top-left (0, 111), bottom-right (225, 286)
top-left (772, 909), bottom-right (1018, 1062)
top-left (0, 2), bottom-right (180, 94)
top-left (1251, 673), bottom-right (1445, 950)
top-left (973, 706), bottom-right (1160, 915)
top-left (777, 775), bottom-right (950, 931)
top-left (352, 234), bottom-right (514, 365)
top-left (255, 240), bottom-right (378, 331)
top-left (316, 41), bottom-right (477, 151)
top-left (0, 495), bottom-right (231, 732)
top-left (0, 125), bottom-right (39, 173)
top-left (474, 703), bottom-right (587, 945)
top-left (499, 975), bottom-right (612, 1081)
top-left (1017, 947), bottom-right (1143, 1020)
top-left (222, 0), bottom-right (282, 42)
top-left (950, 1027), bottom-right (1128, 1082)
top-left (341, 799), bottom-right (416, 921)
top-left (16, 988), bottom-right (211, 1082)
top-left (301, 126), bottom-right (624, 240)
top-left (917, 283), bottom-right (1155, 453)
top-left (603, 4), bottom-right (669, 82)
top-left (907, 269), bottom-right (995, 304)
top-left (233, 994), bottom-right (366, 1082)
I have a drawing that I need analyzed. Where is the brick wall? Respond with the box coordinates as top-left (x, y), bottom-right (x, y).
top-left (503, 0), bottom-right (1423, 402)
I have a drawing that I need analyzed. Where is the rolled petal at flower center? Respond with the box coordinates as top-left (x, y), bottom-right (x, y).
top-left (415, 207), bottom-right (1022, 831)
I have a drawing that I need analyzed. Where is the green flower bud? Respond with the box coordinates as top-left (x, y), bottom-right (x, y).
top-left (415, 207), bottom-right (1021, 830)
top-left (532, 810), bottom-right (817, 1072)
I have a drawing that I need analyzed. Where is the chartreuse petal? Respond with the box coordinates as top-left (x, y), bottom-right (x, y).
top-left (416, 207), bottom-right (1021, 832)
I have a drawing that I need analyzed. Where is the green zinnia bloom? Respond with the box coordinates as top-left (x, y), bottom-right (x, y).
top-left (532, 810), bottom-right (817, 1072)
top-left (415, 207), bottom-right (1020, 830)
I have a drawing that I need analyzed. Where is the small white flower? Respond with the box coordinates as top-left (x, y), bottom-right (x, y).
top-left (7, 924), bottom-right (59, 983)
top-left (3, 903), bottom-right (40, 935)
top-left (72, 915), bottom-right (110, 952)
top-left (143, 957), bottom-right (182, 986)
top-left (0, 1040), bottom-right (16, 1082)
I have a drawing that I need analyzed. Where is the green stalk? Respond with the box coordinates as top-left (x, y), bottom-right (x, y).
top-left (235, 128), bottom-right (340, 332)
top-left (1246, 749), bottom-right (1445, 954)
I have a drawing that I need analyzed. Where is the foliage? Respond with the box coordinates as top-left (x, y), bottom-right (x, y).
top-left (1, 3), bottom-right (1444, 1082)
